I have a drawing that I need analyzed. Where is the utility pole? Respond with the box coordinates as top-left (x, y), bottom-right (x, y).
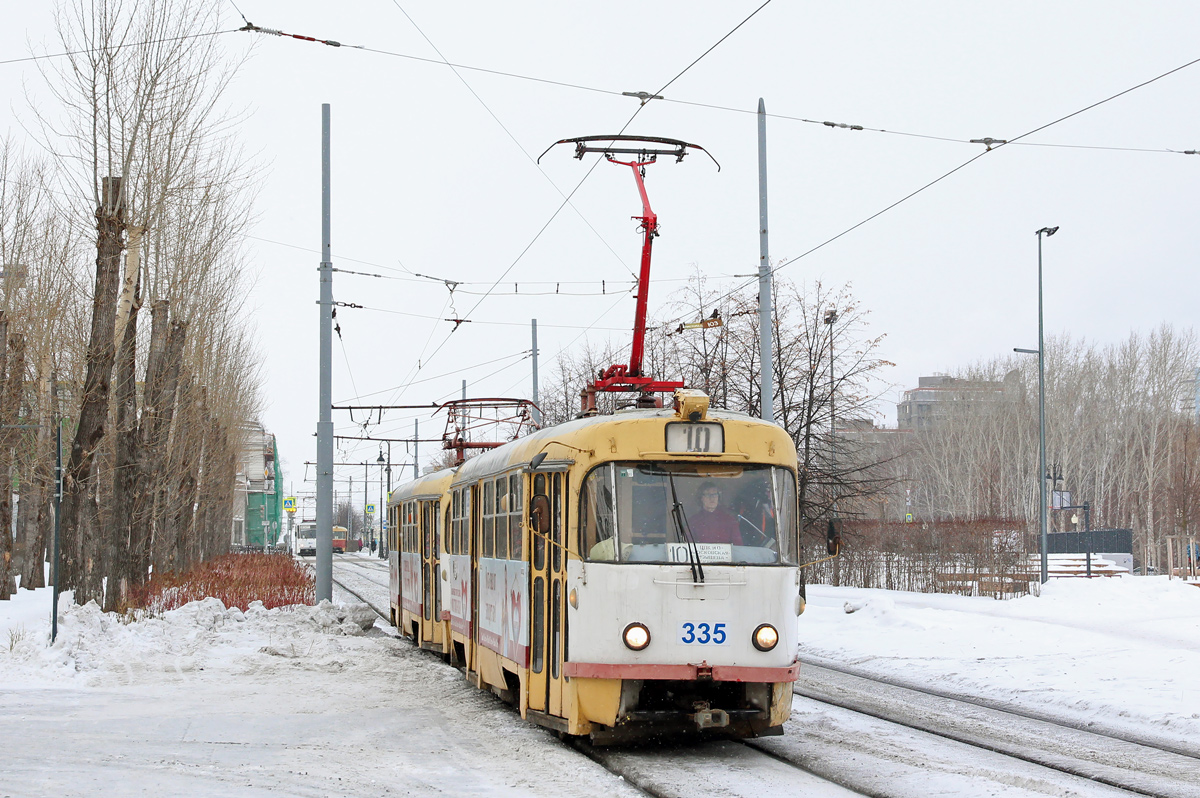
top-left (316, 103), bottom-right (334, 602)
top-left (462, 379), bottom-right (466, 401)
top-left (363, 461), bottom-right (368, 549)
top-left (757, 98), bottom-right (774, 424)
top-left (531, 319), bottom-right (541, 426)
top-left (413, 419), bottom-right (419, 480)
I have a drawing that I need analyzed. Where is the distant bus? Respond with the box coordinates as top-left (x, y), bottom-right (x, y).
top-left (295, 523), bottom-right (349, 556)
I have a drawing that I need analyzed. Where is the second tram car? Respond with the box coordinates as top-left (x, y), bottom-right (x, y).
top-left (388, 389), bottom-right (805, 742)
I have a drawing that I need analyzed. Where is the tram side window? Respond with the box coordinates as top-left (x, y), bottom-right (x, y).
top-left (580, 464), bottom-right (618, 561)
top-left (456, 488), bottom-right (465, 555)
top-left (553, 472), bottom-right (563, 573)
top-left (509, 473), bottom-right (522, 560)
top-left (459, 490), bottom-right (466, 555)
top-left (458, 489), bottom-right (466, 555)
top-left (408, 502), bottom-right (417, 553)
top-left (494, 477), bottom-right (509, 559)
top-left (482, 481), bottom-right (494, 558)
top-left (401, 503), bottom-right (408, 552)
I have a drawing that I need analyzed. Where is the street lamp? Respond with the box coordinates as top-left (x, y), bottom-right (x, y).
top-left (824, 308), bottom-right (838, 501)
top-left (1015, 224), bottom-right (1058, 585)
top-left (824, 308), bottom-right (839, 585)
top-left (377, 449), bottom-right (386, 556)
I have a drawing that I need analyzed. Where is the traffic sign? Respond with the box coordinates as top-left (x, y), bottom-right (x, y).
top-left (905, 512), bottom-right (914, 523)
top-left (366, 503), bottom-right (376, 515)
top-left (283, 497), bottom-right (296, 512)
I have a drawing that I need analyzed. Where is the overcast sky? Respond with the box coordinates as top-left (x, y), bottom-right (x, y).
top-left (4, 1), bottom-right (1198, 508)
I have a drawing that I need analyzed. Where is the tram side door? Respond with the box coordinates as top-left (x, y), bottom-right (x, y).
top-left (528, 471), bottom-right (567, 716)
top-left (421, 500), bottom-right (434, 644)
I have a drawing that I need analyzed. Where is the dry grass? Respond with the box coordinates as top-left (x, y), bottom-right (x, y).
top-left (129, 554), bottom-right (315, 613)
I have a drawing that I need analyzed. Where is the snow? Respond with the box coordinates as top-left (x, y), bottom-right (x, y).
top-left (0, 583), bottom-right (644, 797)
top-left (2, 569), bottom-right (1198, 795)
top-left (798, 575), bottom-right (1200, 749)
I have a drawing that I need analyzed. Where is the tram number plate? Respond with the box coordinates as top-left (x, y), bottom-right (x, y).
top-left (679, 621), bottom-right (729, 645)
top-left (665, 422), bottom-right (724, 453)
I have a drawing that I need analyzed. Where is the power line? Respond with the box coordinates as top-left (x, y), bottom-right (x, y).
top-left (659, 50), bottom-right (1200, 329)
top-left (0, 29), bottom-right (237, 66)
top-left (351, 302), bottom-right (630, 330)
top-left (379, 1), bottom-right (779, 401)
top-left (384, 0), bottom-right (636, 281)
top-left (335, 349), bottom-right (531, 404)
top-left (652, 0), bottom-right (775, 97)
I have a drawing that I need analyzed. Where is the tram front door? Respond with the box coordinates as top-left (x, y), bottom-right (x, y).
top-left (528, 471), bottom-right (567, 716)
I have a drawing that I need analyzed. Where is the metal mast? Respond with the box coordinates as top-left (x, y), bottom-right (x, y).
top-left (757, 99), bottom-right (774, 423)
top-left (315, 104), bottom-right (334, 602)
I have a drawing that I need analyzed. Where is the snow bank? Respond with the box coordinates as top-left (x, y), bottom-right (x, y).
top-left (0, 588), bottom-right (379, 689)
top-left (799, 576), bottom-right (1200, 746)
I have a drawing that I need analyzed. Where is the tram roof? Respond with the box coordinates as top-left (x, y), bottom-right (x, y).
top-left (450, 405), bottom-right (795, 488)
top-left (389, 465), bottom-right (456, 506)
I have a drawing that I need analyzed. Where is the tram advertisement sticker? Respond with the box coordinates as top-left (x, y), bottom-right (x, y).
top-left (479, 558), bottom-right (529, 664)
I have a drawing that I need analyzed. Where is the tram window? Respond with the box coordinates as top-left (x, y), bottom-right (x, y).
top-left (773, 467), bottom-right (798, 565)
top-left (580, 464), bottom-right (618, 561)
top-left (482, 481), bottom-right (494, 558)
top-left (462, 488), bottom-right (471, 556)
top-left (423, 503), bottom-right (431, 558)
top-left (551, 578), bottom-right (561, 679)
top-left (581, 462), bottom-right (797, 565)
top-left (509, 473), bottom-right (523, 561)
top-left (531, 576), bottom-right (544, 674)
top-left (494, 477), bottom-right (509, 559)
top-left (553, 473), bottom-right (562, 573)
top-left (533, 474), bottom-right (547, 571)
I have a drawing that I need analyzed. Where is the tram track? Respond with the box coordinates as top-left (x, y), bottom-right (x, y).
top-left (801, 656), bottom-right (1200, 760)
top-left (568, 736), bottom-right (867, 798)
top-left (321, 557), bottom-right (1189, 794)
top-left (778, 660), bottom-right (1200, 798)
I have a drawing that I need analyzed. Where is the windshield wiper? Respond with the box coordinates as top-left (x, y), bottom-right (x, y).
top-left (667, 473), bottom-right (704, 583)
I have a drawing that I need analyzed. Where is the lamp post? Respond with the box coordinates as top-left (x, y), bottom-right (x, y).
top-left (1064, 502), bottom-right (1092, 578)
top-left (377, 450), bottom-right (385, 556)
top-left (824, 308), bottom-right (838, 503)
top-left (1016, 224), bottom-right (1058, 585)
top-left (824, 308), bottom-right (839, 585)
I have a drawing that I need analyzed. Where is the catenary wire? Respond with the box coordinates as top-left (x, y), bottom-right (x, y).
top-left (658, 50), bottom-right (1200, 330)
top-left (335, 349), bottom-right (532, 404)
top-left (384, 0), bottom-right (636, 281)
top-left (359, 0), bottom-right (778, 413)
top-left (0, 29), bottom-right (238, 66)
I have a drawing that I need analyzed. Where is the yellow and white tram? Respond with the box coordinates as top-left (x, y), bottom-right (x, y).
top-left (388, 388), bottom-right (803, 743)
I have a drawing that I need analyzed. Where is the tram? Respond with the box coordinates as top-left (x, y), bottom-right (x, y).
top-left (386, 135), bottom-right (831, 741)
top-left (388, 389), bottom-right (806, 742)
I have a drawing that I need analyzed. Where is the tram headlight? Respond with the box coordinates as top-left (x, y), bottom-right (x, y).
top-left (752, 623), bottom-right (779, 652)
top-left (622, 622), bottom-right (651, 651)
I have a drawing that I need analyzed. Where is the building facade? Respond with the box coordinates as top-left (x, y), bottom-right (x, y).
top-left (233, 422), bottom-right (283, 549)
top-left (896, 372), bottom-right (1019, 431)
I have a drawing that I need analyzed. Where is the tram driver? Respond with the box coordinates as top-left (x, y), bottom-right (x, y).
top-left (688, 481), bottom-right (743, 545)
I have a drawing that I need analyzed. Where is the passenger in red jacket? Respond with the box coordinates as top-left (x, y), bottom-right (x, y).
top-left (688, 481), bottom-right (743, 545)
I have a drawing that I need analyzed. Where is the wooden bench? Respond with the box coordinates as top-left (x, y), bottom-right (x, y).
top-left (935, 572), bottom-right (1034, 599)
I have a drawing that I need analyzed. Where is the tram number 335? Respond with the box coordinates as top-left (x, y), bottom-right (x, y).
top-left (679, 622), bottom-right (729, 645)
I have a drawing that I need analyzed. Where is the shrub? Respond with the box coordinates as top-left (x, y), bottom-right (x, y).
top-left (128, 554), bottom-right (315, 613)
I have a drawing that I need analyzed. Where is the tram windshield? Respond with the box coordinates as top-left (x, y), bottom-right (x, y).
top-left (580, 462), bottom-right (797, 565)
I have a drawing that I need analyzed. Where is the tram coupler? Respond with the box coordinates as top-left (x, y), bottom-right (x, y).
top-left (691, 702), bottom-right (729, 730)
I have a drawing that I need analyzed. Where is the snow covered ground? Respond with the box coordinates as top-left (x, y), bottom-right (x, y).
top-left (798, 575), bottom-right (1200, 750)
top-left (0, 580), bottom-right (643, 797)
top-left (2, 565), bottom-right (1198, 796)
